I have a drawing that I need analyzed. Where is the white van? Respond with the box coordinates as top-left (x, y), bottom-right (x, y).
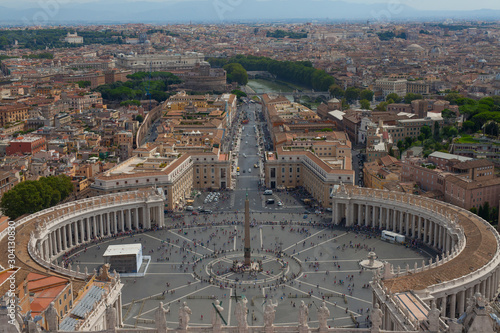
top-left (264, 190), bottom-right (273, 195)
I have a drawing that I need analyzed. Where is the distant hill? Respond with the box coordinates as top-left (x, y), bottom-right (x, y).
top-left (0, 0), bottom-right (499, 24)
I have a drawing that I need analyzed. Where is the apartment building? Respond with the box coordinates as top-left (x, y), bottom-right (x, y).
top-left (115, 52), bottom-right (205, 73)
top-left (374, 78), bottom-right (407, 97)
top-left (363, 155), bottom-right (401, 189)
top-left (92, 147), bottom-right (230, 210)
top-left (6, 135), bottom-right (47, 156)
top-left (450, 136), bottom-right (500, 164)
top-left (0, 104), bottom-right (30, 127)
top-left (402, 153), bottom-right (500, 210)
top-left (264, 146), bottom-right (354, 208)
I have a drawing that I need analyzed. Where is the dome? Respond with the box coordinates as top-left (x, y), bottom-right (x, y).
top-left (408, 44), bottom-right (424, 51)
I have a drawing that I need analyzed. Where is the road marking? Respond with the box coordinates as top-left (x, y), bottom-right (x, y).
top-left (260, 228), bottom-right (263, 248)
top-left (285, 284), bottom-right (361, 316)
top-left (142, 233), bottom-right (204, 257)
top-left (123, 280), bottom-right (201, 307)
top-left (134, 284), bottom-right (214, 317)
top-left (234, 226), bottom-right (237, 251)
top-left (168, 230), bottom-right (214, 253)
top-left (297, 279), bottom-right (371, 305)
top-left (282, 228), bottom-right (326, 251)
top-left (291, 233), bottom-right (348, 257)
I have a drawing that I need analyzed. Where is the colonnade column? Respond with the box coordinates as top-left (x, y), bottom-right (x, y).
top-left (86, 218), bottom-right (90, 241)
top-left (99, 214), bottom-right (104, 236)
top-left (145, 205), bottom-right (151, 229)
top-left (79, 220), bottom-right (84, 243)
top-left (92, 216), bottom-right (97, 239)
top-left (107, 212), bottom-right (112, 235)
top-left (372, 205), bottom-right (376, 228)
top-left (457, 290), bottom-right (466, 315)
top-left (364, 204), bottom-right (369, 227)
top-left (62, 225), bottom-right (68, 251)
top-left (417, 216), bottom-right (422, 240)
top-left (449, 293), bottom-right (456, 318)
top-left (127, 209), bottom-right (132, 230)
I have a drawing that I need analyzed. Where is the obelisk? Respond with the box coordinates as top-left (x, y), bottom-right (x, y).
top-left (244, 189), bottom-right (251, 265)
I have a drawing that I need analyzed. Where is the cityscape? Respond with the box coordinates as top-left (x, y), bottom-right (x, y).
top-left (0, 1), bottom-right (500, 333)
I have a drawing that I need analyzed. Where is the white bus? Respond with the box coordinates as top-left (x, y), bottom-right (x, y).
top-left (381, 230), bottom-right (405, 244)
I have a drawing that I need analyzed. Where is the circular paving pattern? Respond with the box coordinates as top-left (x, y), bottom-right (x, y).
top-left (61, 219), bottom-right (434, 329)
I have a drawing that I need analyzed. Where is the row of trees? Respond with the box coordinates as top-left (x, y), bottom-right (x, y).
top-left (0, 29), bottom-right (125, 50)
top-left (470, 202), bottom-right (499, 226)
top-left (266, 30), bottom-right (307, 39)
top-left (0, 175), bottom-right (73, 219)
top-left (94, 71), bottom-right (181, 103)
top-left (208, 55), bottom-right (335, 91)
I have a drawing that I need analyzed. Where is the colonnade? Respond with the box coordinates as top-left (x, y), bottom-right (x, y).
top-left (331, 187), bottom-right (500, 322)
top-left (333, 201), bottom-right (456, 254)
top-left (36, 204), bottom-right (164, 262)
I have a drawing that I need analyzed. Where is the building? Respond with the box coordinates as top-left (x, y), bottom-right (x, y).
top-left (115, 52), bottom-right (205, 73)
top-left (179, 62), bottom-right (227, 91)
top-left (264, 146), bottom-right (354, 208)
top-left (103, 244), bottom-right (143, 273)
top-left (406, 81), bottom-right (430, 95)
top-left (6, 135), bottom-right (47, 155)
top-left (92, 147), bottom-right (230, 210)
top-left (402, 153), bottom-right (500, 210)
top-left (374, 78), bottom-right (407, 97)
top-left (64, 32), bottom-right (83, 44)
top-left (450, 136), bottom-right (500, 164)
top-left (0, 104), bottom-right (30, 128)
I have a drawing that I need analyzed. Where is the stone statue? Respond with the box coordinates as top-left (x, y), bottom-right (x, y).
top-left (155, 302), bottom-right (168, 333)
top-left (235, 297), bottom-right (248, 329)
top-left (427, 300), bottom-right (440, 332)
top-left (264, 301), bottom-right (277, 327)
top-left (298, 301), bottom-right (309, 327)
top-left (105, 305), bottom-right (117, 332)
top-left (211, 300), bottom-right (224, 328)
top-left (45, 302), bottom-right (59, 332)
top-left (178, 302), bottom-right (192, 330)
top-left (317, 301), bottom-right (330, 329)
top-left (370, 303), bottom-right (383, 331)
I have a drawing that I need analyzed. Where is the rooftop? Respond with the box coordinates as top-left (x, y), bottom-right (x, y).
top-left (103, 244), bottom-right (142, 257)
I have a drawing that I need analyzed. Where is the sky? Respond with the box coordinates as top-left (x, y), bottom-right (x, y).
top-left (3, 0), bottom-right (500, 11)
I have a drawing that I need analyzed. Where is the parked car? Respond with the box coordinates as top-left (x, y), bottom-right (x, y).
top-left (192, 211), bottom-right (199, 215)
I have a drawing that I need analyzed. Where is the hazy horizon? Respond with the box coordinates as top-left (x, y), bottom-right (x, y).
top-left (3, 0), bottom-right (500, 11)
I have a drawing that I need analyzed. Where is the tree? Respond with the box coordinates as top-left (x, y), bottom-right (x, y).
top-left (480, 202), bottom-right (491, 221)
top-left (441, 108), bottom-right (456, 119)
top-left (385, 93), bottom-right (402, 103)
top-left (404, 137), bottom-right (413, 149)
top-left (404, 93), bottom-right (423, 104)
top-left (375, 101), bottom-right (390, 111)
top-left (77, 80), bottom-right (91, 88)
top-left (231, 89), bottom-right (247, 100)
top-left (462, 120), bottom-right (477, 133)
top-left (484, 121), bottom-right (499, 137)
top-left (1, 175), bottom-right (73, 219)
top-left (433, 121), bottom-right (440, 141)
top-left (397, 140), bottom-right (404, 152)
top-left (329, 84), bottom-right (344, 98)
top-left (420, 125), bottom-right (432, 140)
top-left (135, 115), bottom-right (144, 123)
top-left (344, 87), bottom-right (360, 103)
top-left (360, 99), bottom-right (371, 110)
top-left (359, 89), bottom-right (374, 101)
top-left (470, 207), bottom-right (478, 214)
top-left (224, 63), bottom-right (248, 85)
